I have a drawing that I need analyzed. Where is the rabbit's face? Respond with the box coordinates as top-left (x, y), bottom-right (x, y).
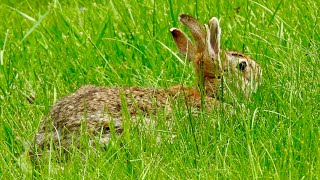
top-left (223, 51), bottom-right (262, 97)
top-left (171, 14), bottom-right (262, 99)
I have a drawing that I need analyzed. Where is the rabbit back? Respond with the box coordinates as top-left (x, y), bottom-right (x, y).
top-left (35, 85), bottom-right (171, 149)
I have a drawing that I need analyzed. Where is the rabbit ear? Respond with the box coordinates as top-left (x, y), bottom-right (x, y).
top-left (170, 28), bottom-right (196, 60)
top-left (207, 17), bottom-right (221, 56)
top-left (179, 14), bottom-right (206, 51)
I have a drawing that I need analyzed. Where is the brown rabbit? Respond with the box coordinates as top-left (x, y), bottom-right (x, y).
top-left (34, 14), bottom-right (262, 152)
top-left (170, 14), bottom-right (262, 98)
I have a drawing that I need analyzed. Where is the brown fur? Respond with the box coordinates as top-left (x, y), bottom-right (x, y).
top-left (35, 85), bottom-right (218, 149)
top-left (34, 14), bottom-right (262, 152)
top-left (171, 15), bottom-right (262, 98)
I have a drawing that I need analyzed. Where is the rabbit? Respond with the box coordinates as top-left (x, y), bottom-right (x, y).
top-left (33, 14), bottom-right (262, 152)
top-left (34, 85), bottom-right (218, 150)
top-left (170, 14), bottom-right (262, 98)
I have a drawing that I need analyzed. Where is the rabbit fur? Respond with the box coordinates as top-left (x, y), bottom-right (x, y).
top-left (34, 14), bottom-right (262, 152)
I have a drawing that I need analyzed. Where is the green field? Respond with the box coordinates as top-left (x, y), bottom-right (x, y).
top-left (0, 0), bottom-right (319, 179)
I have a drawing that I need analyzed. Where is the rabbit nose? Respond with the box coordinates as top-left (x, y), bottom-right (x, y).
top-left (239, 61), bottom-right (247, 71)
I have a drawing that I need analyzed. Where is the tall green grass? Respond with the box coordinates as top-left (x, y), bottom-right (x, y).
top-left (0, 0), bottom-right (319, 179)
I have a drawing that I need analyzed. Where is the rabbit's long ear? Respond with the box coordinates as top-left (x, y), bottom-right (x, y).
top-left (170, 28), bottom-right (196, 60)
top-left (179, 14), bottom-right (206, 51)
top-left (207, 17), bottom-right (221, 56)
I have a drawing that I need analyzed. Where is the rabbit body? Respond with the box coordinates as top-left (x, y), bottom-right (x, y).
top-left (35, 85), bottom-right (217, 149)
top-left (34, 14), bottom-right (262, 151)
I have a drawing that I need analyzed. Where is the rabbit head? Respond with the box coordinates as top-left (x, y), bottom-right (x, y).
top-left (170, 14), bottom-right (262, 98)
top-left (223, 51), bottom-right (262, 97)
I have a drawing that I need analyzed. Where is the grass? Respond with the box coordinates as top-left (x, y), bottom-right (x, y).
top-left (0, 0), bottom-right (319, 179)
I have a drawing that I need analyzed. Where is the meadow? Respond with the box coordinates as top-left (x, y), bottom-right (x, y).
top-left (0, 0), bottom-right (319, 179)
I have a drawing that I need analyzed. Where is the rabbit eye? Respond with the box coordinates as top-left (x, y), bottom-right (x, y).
top-left (238, 61), bottom-right (247, 71)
